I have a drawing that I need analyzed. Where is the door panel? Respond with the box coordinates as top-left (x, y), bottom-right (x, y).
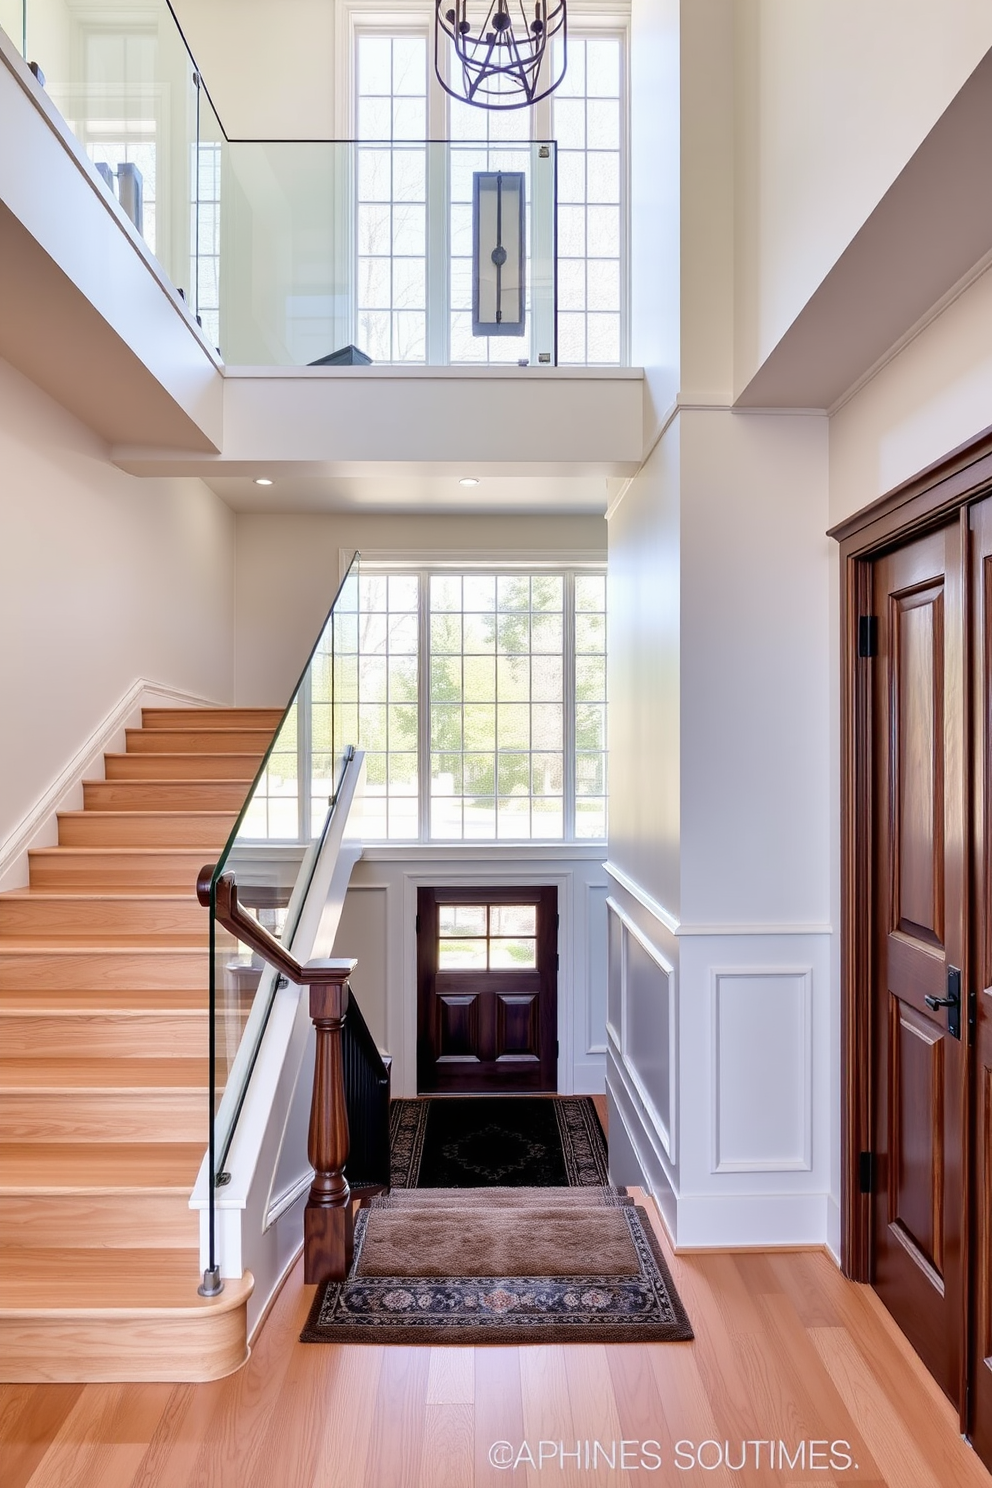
top-left (872, 526), bottom-right (966, 1406)
top-left (417, 885), bottom-right (558, 1092)
top-left (970, 496), bottom-right (992, 1465)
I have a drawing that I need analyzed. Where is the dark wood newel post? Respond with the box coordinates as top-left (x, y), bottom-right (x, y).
top-left (304, 962), bottom-right (356, 1286)
top-left (197, 872), bottom-right (360, 1288)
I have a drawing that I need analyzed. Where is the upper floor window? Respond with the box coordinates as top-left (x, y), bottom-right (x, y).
top-left (345, 7), bottom-right (628, 367)
top-left (553, 34), bottom-right (625, 365)
top-left (355, 33), bottom-right (429, 361)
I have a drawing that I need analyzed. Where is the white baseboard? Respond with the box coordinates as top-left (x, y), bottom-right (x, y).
top-left (669, 1191), bottom-right (830, 1250)
top-left (826, 1193), bottom-right (842, 1264)
top-left (0, 679), bottom-right (222, 891)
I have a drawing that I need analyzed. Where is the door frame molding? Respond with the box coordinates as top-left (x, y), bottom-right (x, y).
top-left (830, 428), bottom-right (992, 1295)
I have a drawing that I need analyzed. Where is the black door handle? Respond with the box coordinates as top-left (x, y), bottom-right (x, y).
top-left (925, 966), bottom-right (961, 1039)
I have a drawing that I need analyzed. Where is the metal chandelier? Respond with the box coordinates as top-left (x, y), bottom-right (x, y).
top-left (435, 0), bottom-right (567, 110)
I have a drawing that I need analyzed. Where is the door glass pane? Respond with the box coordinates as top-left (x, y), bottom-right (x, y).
top-left (490, 905), bottom-right (536, 936)
top-left (438, 904), bottom-right (487, 936)
top-left (489, 938), bottom-right (537, 969)
top-left (438, 938), bottom-right (488, 969)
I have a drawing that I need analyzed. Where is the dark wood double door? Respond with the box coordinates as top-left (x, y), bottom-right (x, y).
top-left (417, 885), bottom-right (558, 1092)
top-left (867, 498), bottom-right (992, 1463)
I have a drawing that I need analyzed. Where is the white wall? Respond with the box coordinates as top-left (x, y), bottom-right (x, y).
top-left (830, 262), bottom-right (992, 526)
top-left (606, 428), bottom-right (680, 921)
top-left (0, 354), bottom-right (235, 864)
top-left (734, 0), bottom-right (992, 390)
top-left (629, 0), bottom-right (680, 426)
top-left (679, 410), bottom-right (830, 927)
top-left (171, 0), bottom-right (337, 140)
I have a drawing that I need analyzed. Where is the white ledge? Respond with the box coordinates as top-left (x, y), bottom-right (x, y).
top-left (222, 365), bottom-right (644, 381)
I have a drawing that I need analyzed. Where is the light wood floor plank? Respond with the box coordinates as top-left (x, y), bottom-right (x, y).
top-left (419, 1403), bottom-right (474, 1488)
top-left (426, 1345), bottom-right (475, 1405)
top-left (362, 1346), bottom-right (430, 1488)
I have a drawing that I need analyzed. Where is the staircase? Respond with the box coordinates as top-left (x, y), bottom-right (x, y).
top-left (0, 706), bottom-right (282, 1382)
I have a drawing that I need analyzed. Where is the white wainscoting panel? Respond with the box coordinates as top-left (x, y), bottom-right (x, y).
top-left (607, 897), bottom-right (676, 1162)
top-left (585, 884), bottom-right (609, 1055)
top-left (711, 967), bottom-right (812, 1173)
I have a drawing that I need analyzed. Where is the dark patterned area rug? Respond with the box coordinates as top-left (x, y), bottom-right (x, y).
top-left (389, 1096), bottom-right (609, 1188)
top-left (300, 1199), bottom-right (694, 1345)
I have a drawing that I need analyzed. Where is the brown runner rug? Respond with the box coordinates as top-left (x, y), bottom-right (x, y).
top-left (301, 1194), bottom-right (693, 1345)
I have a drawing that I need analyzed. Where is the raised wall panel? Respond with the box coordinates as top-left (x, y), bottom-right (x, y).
top-left (606, 895), bottom-right (623, 1048)
top-left (712, 968), bottom-right (812, 1173)
top-left (607, 897), bottom-right (676, 1161)
top-left (586, 883), bottom-right (609, 1055)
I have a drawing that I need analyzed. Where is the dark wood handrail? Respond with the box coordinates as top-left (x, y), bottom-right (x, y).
top-left (197, 867), bottom-right (356, 988)
top-left (199, 865), bottom-right (358, 1285)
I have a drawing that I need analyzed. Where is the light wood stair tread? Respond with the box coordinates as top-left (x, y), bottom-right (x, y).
top-left (57, 815), bottom-right (234, 827)
top-left (0, 890), bottom-right (200, 901)
top-left (31, 847), bottom-right (213, 857)
top-left (0, 1249), bottom-right (252, 1314)
top-left (0, 990), bottom-right (208, 1011)
top-left (104, 751), bottom-right (263, 766)
top-left (0, 1142), bottom-right (204, 1191)
top-left (0, 1057), bottom-right (209, 1089)
top-left (0, 938), bottom-right (208, 952)
top-left (142, 706), bottom-right (281, 726)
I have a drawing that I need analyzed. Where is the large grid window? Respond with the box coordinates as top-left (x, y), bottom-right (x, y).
top-left (355, 35), bottom-right (428, 363)
top-left (351, 566), bottom-right (607, 843)
top-left (552, 35), bottom-right (625, 365)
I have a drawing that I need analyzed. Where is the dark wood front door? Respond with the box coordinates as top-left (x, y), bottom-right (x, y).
top-left (871, 525), bottom-right (968, 1406)
top-left (970, 496), bottom-right (992, 1461)
top-left (416, 885), bottom-right (558, 1092)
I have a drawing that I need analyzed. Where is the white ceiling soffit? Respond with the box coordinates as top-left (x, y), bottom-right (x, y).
top-left (736, 46), bottom-right (992, 412)
top-left (199, 473), bottom-right (609, 514)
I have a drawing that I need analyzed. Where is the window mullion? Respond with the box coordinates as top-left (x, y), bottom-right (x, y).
top-left (418, 567), bottom-right (432, 841)
top-left (563, 569), bottom-right (577, 842)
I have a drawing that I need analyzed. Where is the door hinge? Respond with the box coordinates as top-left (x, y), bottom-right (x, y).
top-left (555, 952), bottom-right (559, 970)
top-left (415, 913), bottom-right (421, 934)
top-left (556, 1039), bottom-right (559, 1058)
top-left (858, 1151), bottom-right (875, 1194)
top-left (858, 616), bottom-right (878, 658)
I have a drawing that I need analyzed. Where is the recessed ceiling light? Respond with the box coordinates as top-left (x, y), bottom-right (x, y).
top-left (458, 477), bottom-right (480, 487)
top-left (254, 477), bottom-right (274, 486)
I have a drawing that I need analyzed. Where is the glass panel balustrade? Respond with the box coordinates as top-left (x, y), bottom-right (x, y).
top-left (211, 138), bottom-right (556, 368)
top-left (205, 552), bottom-right (361, 1214)
top-left (9, 0), bottom-right (200, 302)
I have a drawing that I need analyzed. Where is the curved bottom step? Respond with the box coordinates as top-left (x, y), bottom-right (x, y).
top-left (0, 1250), bottom-right (253, 1382)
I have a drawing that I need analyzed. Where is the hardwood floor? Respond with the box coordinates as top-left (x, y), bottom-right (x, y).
top-left (2, 1190), bottom-right (988, 1488)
